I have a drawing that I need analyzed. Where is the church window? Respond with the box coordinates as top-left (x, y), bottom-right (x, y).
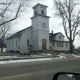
top-left (42, 39), bottom-right (46, 41)
top-left (41, 10), bottom-right (44, 15)
top-left (57, 42), bottom-right (59, 47)
top-left (59, 42), bottom-right (61, 47)
top-left (57, 42), bottom-right (62, 47)
top-left (16, 40), bottom-right (17, 47)
top-left (9, 42), bottom-right (10, 48)
top-left (58, 36), bottom-right (61, 39)
top-left (62, 42), bottom-right (63, 47)
top-left (12, 41), bottom-right (13, 48)
top-left (53, 42), bottom-right (55, 47)
top-left (35, 11), bottom-right (37, 15)
top-left (66, 42), bottom-right (67, 47)
top-left (27, 39), bottom-right (29, 46)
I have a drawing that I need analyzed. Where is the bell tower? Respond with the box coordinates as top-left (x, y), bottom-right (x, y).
top-left (33, 3), bottom-right (47, 16)
top-left (31, 3), bottom-right (50, 51)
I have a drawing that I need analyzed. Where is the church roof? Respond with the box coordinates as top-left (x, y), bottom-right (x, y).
top-left (32, 3), bottom-right (48, 9)
top-left (7, 26), bottom-right (32, 39)
top-left (31, 14), bottom-right (50, 19)
top-left (49, 32), bottom-right (65, 39)
top-left (49, 33), bottom-right (58, 38)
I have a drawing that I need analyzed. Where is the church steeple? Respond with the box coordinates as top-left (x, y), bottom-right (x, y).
top-left (32, 3), bottom-right (48, 17)
top-left (31, 3), bottom-right (50, 51)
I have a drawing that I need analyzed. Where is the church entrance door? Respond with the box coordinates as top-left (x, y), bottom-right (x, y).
top-left (42, 39), bottom-right (46, 50)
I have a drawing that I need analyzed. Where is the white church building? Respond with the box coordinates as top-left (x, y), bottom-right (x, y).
top-left (7, 3), bottom-right (70, 52)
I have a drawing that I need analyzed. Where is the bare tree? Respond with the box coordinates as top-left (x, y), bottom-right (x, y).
top-left (54, 0), bottom-right (80, 53)
top-left (0, 0), bottom-right (30, 26)
top-left (0, 18), bottom-right (11, 52)
top-left (0, 0), bottom-right (30, 52)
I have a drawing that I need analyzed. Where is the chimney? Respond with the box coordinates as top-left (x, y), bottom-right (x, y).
top-left (52, 30), bottom-right (53, 34)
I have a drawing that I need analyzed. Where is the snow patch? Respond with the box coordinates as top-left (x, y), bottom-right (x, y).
top-left (60, 53), bottom-right (67, 56)
top-left (41, 53), bottom-right (52, 56)
top-left (57, 55), bottom-right (67, 59)
top-left (0, 58), bottom-right (53, 64)
top-left (41, 53), bottom-right (46, 55)
top-left (46, 53), bottom-right (52, 56)
top-left (0, 56), bottom-right (18, 59)
top-left (77, 56), bottom-right (80, 57)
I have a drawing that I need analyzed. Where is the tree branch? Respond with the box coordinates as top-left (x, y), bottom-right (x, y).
top-left (0, 1), bottom-right (12, 17)
top-left (71, 2), bottom-right (80, 12)
top-left (75, 30), bottom-right (80, 36)
top-left (62, 17), bottom-right (70, 39)
top-left (73, 10), bottom-right (80, 36)
top-left (0, 3), bottom-right (22, 26)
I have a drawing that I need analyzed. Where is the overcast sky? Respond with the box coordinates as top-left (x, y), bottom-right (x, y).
top-left (8, 0), bottom-right (80, 48)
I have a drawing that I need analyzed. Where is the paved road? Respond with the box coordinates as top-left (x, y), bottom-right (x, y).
top-left (0, 58), bottom-right (80, 80)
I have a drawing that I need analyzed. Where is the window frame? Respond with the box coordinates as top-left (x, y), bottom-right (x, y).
top-left (53, 42), bottom-right (55, 47)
